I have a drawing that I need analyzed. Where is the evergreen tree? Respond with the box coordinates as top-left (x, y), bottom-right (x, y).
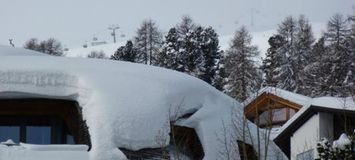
top-left (134, 19), bottom-right (163, 65)
top-left (303, 37), bottom-right (329, 96)
top-left (213, 51), bottom-right (226, 91)
top-left (176, 26), bottom-right (204, 75)
top-left (156, 28), bottom-right (180, 69)
top-left (197, 26), bottom-right (222, 84)
top-left (111, 40), bottom-right (138, 62)
top-left (223, 26), bottom-right (262, 101)
top-left (261, 35), bottom-right (287, 88)
top-left (24, 38), bottom-right (63, 56)
top-left (293, 15), bottom-right (315, 94)
top-left (24, 38), bottom-right (39, 51)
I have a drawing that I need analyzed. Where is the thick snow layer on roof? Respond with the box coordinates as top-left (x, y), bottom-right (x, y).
top-left (0, 46), bottom-right (285, 160)
top-left (243, 87), bottom-right (312, 108)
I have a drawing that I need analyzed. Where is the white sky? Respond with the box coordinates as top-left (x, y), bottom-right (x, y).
top-left (0, 0), bottom-right (353, 48)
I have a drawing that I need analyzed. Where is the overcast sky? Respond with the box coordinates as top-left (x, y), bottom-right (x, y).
top-left (0, 0), bottom-right (353, 48)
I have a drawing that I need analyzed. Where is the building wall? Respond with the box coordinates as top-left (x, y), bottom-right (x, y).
top-left (290, 112), bottom-right (334, 160)
top-left (290, 114), bottom-right (319, 160)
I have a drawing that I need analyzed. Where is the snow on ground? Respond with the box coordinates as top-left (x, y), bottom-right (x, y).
top-left (0, 46), bottom-right (285, 160)
top-left (0, 143), bottom-right (89, 160)
top-left (65, 41), bottom-right (126, 58)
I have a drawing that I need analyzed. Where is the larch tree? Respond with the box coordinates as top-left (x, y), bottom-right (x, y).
top-left (134, 19), bottom-right (163, 65)
top-left (176, 15), bottom-right (197, 38)
top-left (293, 15), bottom-right (315, 94)
top-left (322, 14), bottom-right (352, 96)
top-left (223, 26), bottom-right (262, 101)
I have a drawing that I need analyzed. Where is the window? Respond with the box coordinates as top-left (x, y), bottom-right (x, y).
top-left (0, 116), bottom-right (72, 144)
top-left (296, 149), bottom-right (314, 160)
top-left (0, 126), bottom-right (20, 143)
top-left (0, 99), bottom-right (91, 148)
top-left (26, 126), bottom-right (51, 144)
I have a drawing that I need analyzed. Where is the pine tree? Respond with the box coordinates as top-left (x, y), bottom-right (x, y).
top-left (261, 35), bottom-right (287, 88)
top-left (303, 37), bottom-right (329, 97)
top-left (134, 19), bottom-right (163, 65)
top-left (197, 26), bottom-right (222, 84)
top-left (111, 40), bottom-right (138, 62)
top-left (176, 26), bottom-right (204, 75)
top-left (223, 26), bottom-right (262, 101)
top-left (156, 28), bottom-right (180, 69)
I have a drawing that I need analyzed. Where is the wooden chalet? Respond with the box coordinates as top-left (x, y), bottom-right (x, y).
top-left (243, 88), bottom-right (307, 128)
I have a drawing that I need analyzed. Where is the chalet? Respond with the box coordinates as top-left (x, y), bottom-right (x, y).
top-left (0, 46), bottom-right (285, 160)
top-left (244, 87), bottom-right (355, 160)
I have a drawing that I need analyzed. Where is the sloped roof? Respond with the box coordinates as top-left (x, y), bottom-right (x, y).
top-left (243, 87), bottom-right (312, 108)
top-left (274, 96), bottom-right (355, 140)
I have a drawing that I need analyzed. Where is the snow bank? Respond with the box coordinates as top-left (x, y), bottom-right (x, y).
top-left (20, 143), bottom-right (89, 151)
top-left (0, 144), bottom-right (89, 160)
top-left (0, 46), bottom-right (284, 160)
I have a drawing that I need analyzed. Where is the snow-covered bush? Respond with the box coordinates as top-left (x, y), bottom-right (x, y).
top-left (316, 131), bottom-right (355, 160)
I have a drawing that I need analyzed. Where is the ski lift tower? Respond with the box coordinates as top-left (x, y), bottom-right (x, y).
top-left (108, 25), bottom-right (119, 43)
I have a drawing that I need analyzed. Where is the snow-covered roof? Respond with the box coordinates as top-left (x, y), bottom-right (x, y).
top-left (243, 87), bottom-right (312, 108)
top-left (273, 95), bottom-right (355, 140)
top-left (0, 46), bottom-right (285, 160)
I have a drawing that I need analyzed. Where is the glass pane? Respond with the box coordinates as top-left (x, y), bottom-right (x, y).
top-left (0, 126), bottom-right (20, 143)
top-left (272, 108), bottom-right (286, 122)
top-left (26, 126), bottom-right (51, 144)
top-left (289, 109), bottom-right (296, 118)
top-left (66, 134), bottom-right (75, 144)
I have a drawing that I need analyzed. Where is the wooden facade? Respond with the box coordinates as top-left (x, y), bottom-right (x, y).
top-left (244, 93), bottom-right (302, 128)
top-left (0, 98), bottom-right (91, 149)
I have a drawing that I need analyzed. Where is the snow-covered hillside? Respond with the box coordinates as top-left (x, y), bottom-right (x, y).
top-left (0, 46), bottom-right (285, 160)
top-left (65, 22), bottom-right (326, 60)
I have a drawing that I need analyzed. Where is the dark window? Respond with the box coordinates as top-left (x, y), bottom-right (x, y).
top-left (0, 126), bottom-right (20, 143)
top-left (0, 98), bottom-right (91, 148)
top-left (26, 126), bottom-right (51, 144)
top-left (0, 116), bottom-right (72, 144)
